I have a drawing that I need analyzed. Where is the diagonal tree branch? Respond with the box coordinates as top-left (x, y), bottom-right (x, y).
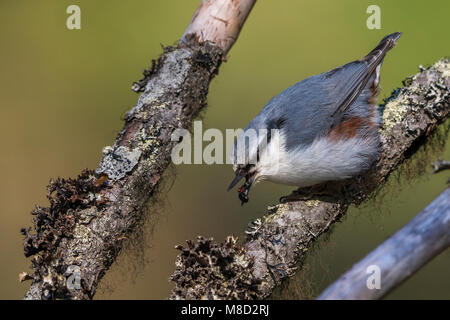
top-left (170, 58), bottom-right (450, 300)
top-left (317, 187), bottom-right (450, 300)
top-left (21, 0), bottom-right (256, 300)
top-left (317, 158), bottom-right (450, 300)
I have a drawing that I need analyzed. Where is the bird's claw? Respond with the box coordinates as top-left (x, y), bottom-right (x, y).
top-left (279, 183), bottom-right (344, 203)
top-left (279, 186), bottom-right (315, 203)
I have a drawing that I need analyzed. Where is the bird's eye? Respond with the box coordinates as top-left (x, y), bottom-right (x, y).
top-left (239, 164), bottom-right (254, 176)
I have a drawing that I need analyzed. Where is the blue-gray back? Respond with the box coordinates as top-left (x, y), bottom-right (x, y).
top-left (244, 60), bottom-right (372, 150)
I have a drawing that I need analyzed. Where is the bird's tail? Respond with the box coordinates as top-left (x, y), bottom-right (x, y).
top-left (361, 32), bottom-right (402, 92)
top-left (330, 33), bottom-right (401, 118)
top-left (362, 32), bottom-right (402, 66)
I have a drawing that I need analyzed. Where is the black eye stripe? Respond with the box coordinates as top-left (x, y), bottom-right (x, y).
top-left (239, 163), bottom-right (255, 176)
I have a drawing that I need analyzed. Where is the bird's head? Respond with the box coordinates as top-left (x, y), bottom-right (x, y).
top-left (227, 126), bottom-right (271, 204)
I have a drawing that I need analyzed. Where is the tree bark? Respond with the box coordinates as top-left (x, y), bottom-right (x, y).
top-left (318, 188), bottom-right (450, 300)
top-left (181, 0), bottom-right (256, 54)
top-left (170, 58), bottom-right (450, 300)
top-left (22, 0), bottom-right (256, 300)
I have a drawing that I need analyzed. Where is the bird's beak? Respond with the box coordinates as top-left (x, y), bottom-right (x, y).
top-left (227, 173), bottom-right (245, 191)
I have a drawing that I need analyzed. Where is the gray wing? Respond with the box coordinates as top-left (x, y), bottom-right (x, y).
top-left (246, 32), bottom-right (401, 151)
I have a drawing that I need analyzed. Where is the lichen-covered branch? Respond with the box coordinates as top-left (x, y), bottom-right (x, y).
top-left (21, 0), bottom-right (256, 300)
top-left (170, 58), bottom-right (450, 300)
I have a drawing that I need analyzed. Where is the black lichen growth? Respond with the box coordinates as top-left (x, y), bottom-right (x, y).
top-left (170, 236), bottom-right (261, 300)
top-left (22, 169), bottom-right (109, 298)
top-left (23, 170), bottom-right (109, 257)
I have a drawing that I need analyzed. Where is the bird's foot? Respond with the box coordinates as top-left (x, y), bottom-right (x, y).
top-left (279, 186), bottom-right (315, 203)
top-left (279, 182), bottom-right (343, 203)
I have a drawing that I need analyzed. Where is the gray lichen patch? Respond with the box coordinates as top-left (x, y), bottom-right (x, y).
top-left (130, 48), bottom-right (194, 115)
top-left (382, 95), bottom-right (409, 132)
top-left (304, 199), bottom-right (321, 207)
top-left (96, 146), bottom-right (142, 181)
top-left (434, 58), bottom-right (450, 78)
top-left (381, 58), bottom-right (450, 135)
top-left (136, 126), bottom-right (160, 151)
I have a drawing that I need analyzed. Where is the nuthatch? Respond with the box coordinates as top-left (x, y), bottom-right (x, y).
top-left (228, 32), bottom-right (402, 205)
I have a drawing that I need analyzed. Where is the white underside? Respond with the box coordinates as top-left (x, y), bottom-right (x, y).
top-left (256, 131), bottom-right (379, 187)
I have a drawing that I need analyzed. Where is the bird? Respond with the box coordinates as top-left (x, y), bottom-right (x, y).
top-left (228, 32), bottom-right (402, 205)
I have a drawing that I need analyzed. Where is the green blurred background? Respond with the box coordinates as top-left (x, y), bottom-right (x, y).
top-left (0, 0), bottom-right (449, 299)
